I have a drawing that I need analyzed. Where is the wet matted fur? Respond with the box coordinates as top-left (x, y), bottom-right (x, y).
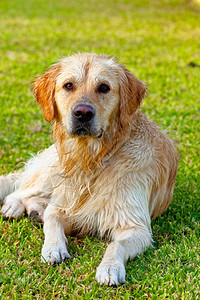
top-left (0, 53), bottom-right (178, 286)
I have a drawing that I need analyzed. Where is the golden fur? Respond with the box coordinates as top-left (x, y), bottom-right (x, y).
top-left (0, 53), bottom-right (178, 286)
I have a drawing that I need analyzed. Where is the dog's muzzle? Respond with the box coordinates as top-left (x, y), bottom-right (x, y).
top-left (71, 104), bottom-right (100, 137)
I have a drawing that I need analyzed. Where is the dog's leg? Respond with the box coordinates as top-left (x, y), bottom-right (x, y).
top-left (41, 205), bottom-right (71, 264)
top-left (96, 227), bottom-right (152, 286)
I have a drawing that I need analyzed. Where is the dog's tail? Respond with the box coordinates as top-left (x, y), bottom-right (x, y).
top-left (0, 172), bottom-right (22, 204)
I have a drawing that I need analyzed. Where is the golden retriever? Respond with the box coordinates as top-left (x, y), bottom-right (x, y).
top-left (0, 53), bottom-right (178, 286)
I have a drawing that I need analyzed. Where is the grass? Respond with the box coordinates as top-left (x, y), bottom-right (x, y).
top-left (0, 0), bottom-right (199, 298)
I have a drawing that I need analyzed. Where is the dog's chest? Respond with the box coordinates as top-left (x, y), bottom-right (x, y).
top-left (53, 165), bottom-right (130, 237)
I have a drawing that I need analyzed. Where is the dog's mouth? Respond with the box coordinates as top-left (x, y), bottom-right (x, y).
top-left (75, 128), bottom-right (89, 136)
top-left (73, 126), bottom-right (103, 138)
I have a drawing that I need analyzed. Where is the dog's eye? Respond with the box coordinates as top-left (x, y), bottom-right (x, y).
top-left (98, 84), bottom-right (110, 94)
top-left (64, 82), bottom-right (73, 91)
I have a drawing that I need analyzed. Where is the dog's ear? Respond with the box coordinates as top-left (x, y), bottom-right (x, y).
top-left (33, 64), bottom-right (61, 122)
top-left (119, 65), bottom-right (147, 127)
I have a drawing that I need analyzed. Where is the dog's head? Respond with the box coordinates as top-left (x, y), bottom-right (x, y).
top-left (34, 53), bottom-right (146, 138)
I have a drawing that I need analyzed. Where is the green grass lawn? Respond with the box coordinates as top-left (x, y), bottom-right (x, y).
top-left (0, 0), bottom-right (199, 298)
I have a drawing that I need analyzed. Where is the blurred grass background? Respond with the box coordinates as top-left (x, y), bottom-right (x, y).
top-left (0, 0), bottom-right (199, 298)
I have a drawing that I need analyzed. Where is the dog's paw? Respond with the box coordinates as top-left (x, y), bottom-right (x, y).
top-left (96, 260), bottom-right (126, 286)
top-left (0, 196), bottom-right (25, 219)
top-left (41, 243), bottom-right (71, 265)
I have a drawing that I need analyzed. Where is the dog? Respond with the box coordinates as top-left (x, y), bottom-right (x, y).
top-left (0, 53), bottom-right (178, 286)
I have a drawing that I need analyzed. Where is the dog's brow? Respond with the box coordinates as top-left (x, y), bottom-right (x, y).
top-left (94, 77), bottom-right (110, 85)
top-left (58, 68), bottom-right (85, 84)
top-left (91, 74), bottom-right (116, 90)
top-left (88, 64), bottom-right (118, 86)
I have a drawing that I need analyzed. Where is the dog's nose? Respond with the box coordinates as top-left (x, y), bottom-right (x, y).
top-left (73, 105), bottom-right (95, 123)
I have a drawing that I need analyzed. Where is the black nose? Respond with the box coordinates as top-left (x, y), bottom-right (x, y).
top-left (73, 105), bottom-right (95, 123)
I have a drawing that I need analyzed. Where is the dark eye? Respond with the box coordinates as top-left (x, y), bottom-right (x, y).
top-left (98, 84), bottom-right (110, 94)
top-left (64, 82), bottom-right (73, 90)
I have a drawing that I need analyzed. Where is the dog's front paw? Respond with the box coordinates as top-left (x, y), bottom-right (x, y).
top-left (41, 242), bottom-right (71, 265)
top-left (96, 260), bottom-right (126, 286)
top-left (0, 196), bottom-right (25, 219)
